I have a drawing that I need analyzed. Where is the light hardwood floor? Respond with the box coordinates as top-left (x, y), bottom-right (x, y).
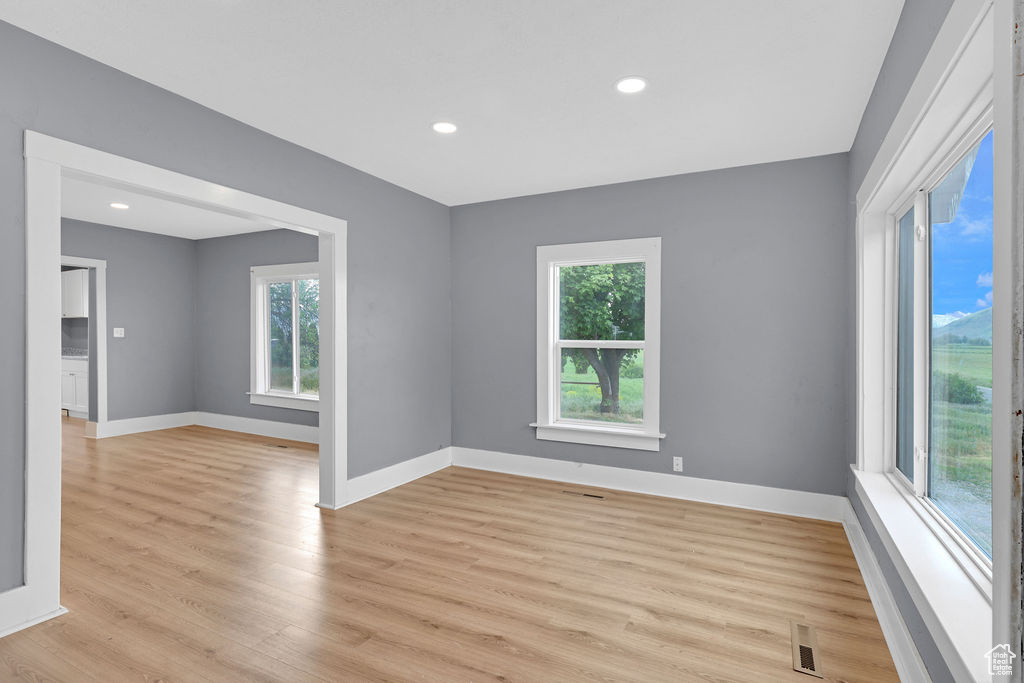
top-left (0, 418), bottom-right (898, 682)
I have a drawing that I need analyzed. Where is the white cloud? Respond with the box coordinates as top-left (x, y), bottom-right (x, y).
top-left (933, 212), bottom-right (992, 243)
top-left (976, 290), bottom-right (993, 308)
top-left (959, 217), bottom-right (991, 237)
top-left (976, 272), bottom-right (993, 287)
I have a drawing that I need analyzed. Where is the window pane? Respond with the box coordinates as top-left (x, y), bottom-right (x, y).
top-left (297, 279), bottom-right (319, 396)
top-left (928, 130), bottom-right (993, 556)
top-left (268, 281), bottom-right (293, 392)
top-left (559, 262), bottom-right (645, 340)
top-left (896, 208), bottom-right (915, 480)
top-left (560, 347), bottom-right (643, 424)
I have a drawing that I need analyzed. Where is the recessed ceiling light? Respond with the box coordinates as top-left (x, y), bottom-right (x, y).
top-left (109, 202), bottom-right (130, 210)
top-left (615, 76), bottom-right (647, 94)
top-left (432, 121), bottom-right (458, 134)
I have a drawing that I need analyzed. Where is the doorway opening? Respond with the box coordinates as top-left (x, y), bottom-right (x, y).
top-left (5, 131), bottom-right (348, 636)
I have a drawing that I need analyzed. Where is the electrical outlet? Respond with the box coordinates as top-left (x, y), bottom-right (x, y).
top-left (113, 327), bottom-right (125, 338)
top-left (672, 456), bottom-right (683, 472)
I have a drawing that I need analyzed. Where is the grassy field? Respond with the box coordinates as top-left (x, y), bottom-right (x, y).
top-left (931, 344), bottom-right (992, 387)
top-left (560, 360), bottom-right (643, 423)
top-left (931, 400), bottom-right (992, 555)
top-left (929, 342), bottom-right (992, 556)
top-left (271, 366), bottom-right (319, 395)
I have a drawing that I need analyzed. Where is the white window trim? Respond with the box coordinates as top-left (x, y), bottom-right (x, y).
top-left (250, 262), bottom-right (320, 411)
top-left (853, 3), bottom-right (998, 680)
top-left (534, 237), bottom-right (663, 451)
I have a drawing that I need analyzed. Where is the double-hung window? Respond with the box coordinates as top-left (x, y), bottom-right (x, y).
top-left (250, 262), bottom-right (320, 411)
top-left (534, 238), bottom-right (663, 451)
top-left (895, 126), bottom-right (994, 559)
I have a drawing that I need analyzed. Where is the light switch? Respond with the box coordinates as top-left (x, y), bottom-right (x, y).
top-left (113, 327), bottom-right (125, 338)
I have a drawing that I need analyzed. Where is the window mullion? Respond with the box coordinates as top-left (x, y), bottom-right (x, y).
top-left (556, 339), bottom-right (644, 349)
top-left (264, 283), bottom-right (272, 394)
top-left (292, 279), bottom-right (299, 395)
top-left (913, 190), bottom-right (930, 497)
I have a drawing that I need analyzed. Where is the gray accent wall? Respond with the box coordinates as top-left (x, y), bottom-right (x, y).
top-left (194, 229), bottom-right (319, 427)
top-left (62, 219), bottom-right (198, 420)
top-left (451, 153), bottom-right (851, 496)
top-left (844, 1), bottom-right (955, 679)
top-left (0, 20), bottom-right (452, 591)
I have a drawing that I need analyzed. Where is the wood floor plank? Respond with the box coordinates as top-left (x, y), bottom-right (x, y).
top-left (0, 418), bottom-right (898, 681)
top-left (0, 632), bottom-right (97, 683)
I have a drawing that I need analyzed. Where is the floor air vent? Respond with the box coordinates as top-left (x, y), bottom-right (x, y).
top-left (790, 622), bottom-right (824, 678)
top-left (561, 490), bottom-right (604, 499)
top-left (264, 444), bottom-right (289, 449)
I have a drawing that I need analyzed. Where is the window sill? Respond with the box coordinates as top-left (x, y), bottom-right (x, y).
top-left (896, 475), bottom-right (993, 586)
top-left (852, 467), bottom-right (992, 682)
top-left (531, 422), bottom-right (665, 451)
top-left (249, 392), bottom-right (319, 412)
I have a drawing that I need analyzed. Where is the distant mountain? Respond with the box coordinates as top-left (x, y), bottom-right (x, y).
top-left (933, 307), bottom-right (992, 342)
top-left (932, 311), bottom-right (967, 328)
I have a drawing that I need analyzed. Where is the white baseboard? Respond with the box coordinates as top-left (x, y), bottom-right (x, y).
top-left (91, 411), bottom-right (318, 444)
top-left (450, 447), bottom-right (848, 522)
top-left (842, 501), bottom-right (929, 683)
top-left (342, 447), bottom-right (453, 507)
top-left (0, 605), bottom-right (67, 640)
top-left (95, 411), bottom-right (197, 438)
top-left (194, 411), bottom-right (318, 444)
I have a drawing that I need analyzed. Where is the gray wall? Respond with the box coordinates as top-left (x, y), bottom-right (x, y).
top-left (451, 153), bottom-right (851, 495)
top-left (844, 1), bottom-right (955, 679)
top-left (62, 219), bottom-right (197, 420)
top-left (0, 20), bottom-right (452, 591)
top-left (195, 229), bottom-right (319, 427)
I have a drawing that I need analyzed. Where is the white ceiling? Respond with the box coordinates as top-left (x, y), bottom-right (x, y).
top-left (62, 176), bottom-right (272, 240)
top-left (4, 1), bottom-right (903, 206)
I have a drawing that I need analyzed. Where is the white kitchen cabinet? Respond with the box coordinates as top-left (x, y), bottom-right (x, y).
top-left (60, 372), bottom-right (75, 408)
top-left (61, 359), bottom-right (89, 416)
top-left (74, 372), bottom-right (89, 411)
top-left (61, 268), bottom-right (89, 318)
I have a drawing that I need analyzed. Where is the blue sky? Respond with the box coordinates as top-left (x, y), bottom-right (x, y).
top-left (931, 130), bottom-right (993, 317)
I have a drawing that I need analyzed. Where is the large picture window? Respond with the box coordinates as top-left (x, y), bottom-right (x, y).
top-left (896, 128), bottom-right (993, 558)
top-left (250, 262), bottom-right (319, 411)
top-left (535, 238), bottom-right (662, 450)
